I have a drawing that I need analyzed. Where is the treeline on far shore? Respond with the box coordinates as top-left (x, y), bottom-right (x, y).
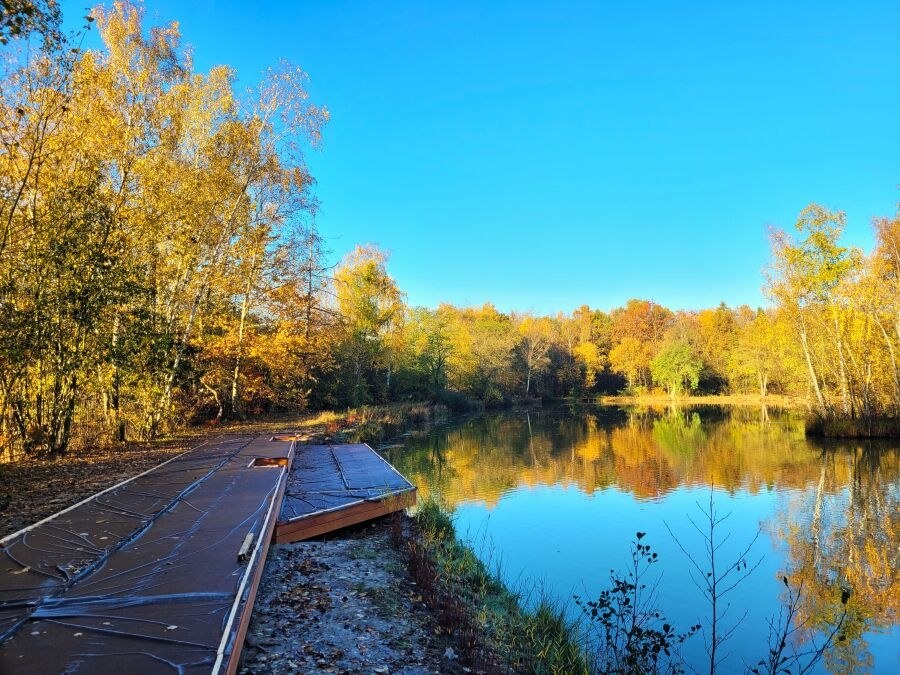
top-left (1, 4), bottom-right (899, 458)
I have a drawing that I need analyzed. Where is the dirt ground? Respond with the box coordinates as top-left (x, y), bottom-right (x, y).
top-left (239, 518), bottom-right (467, 675)
top-left (0, 416), bottom-right (320, 538)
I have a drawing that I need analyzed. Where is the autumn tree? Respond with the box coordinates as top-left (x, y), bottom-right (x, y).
top-left (555, 305), bottom-right (609, 394)
top-left (610, 299), bottom-right (672, 346)
top-left (0, 2), bottom-right (327, 453)
top-left (608, 299), bottom-right (672, 392)
top-left (0, 0), bottom-right (61, 46)
top-left (333, 245), bottom-right (404, 405)
top-left (259, 222), bottom-right (336, 411)
top-left (865, 211), bottom-right (900, 412)
top-left (696, 303), bottom-right (738, 391)
top-left (610, 337), bottom-right (652, 391)
top-left (443, 304), bottom-right (517, 405)
top-left (516, 314), bottom-right (553, 396)
top-left (729, 309), bottom-right (780, 397)
top-left (767, 205), bottom-right (862, 416)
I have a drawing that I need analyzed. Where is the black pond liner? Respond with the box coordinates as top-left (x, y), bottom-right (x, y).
top-left (0, 434), bottom-right (292, 674)
top-left (280, 443), bottom-right (416, 523)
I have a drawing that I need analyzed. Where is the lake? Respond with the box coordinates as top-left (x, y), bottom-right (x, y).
top-left (382, 405), bottom-right (899, 674)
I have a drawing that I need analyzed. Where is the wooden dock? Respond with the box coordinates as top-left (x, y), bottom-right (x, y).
top-left (276, 443), bottom-right (416, 544)
top-left (0, 436), bottom-right (415, 674)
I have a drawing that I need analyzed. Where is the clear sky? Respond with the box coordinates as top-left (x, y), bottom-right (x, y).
top-left (62, 1), bottom-right (900, 314)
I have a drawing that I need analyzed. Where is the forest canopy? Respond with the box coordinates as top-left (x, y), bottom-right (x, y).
top-left (0, 2), bottom-right (898, 458)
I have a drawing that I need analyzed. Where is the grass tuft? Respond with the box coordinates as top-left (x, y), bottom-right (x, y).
top-left (400, 497), bottom-right (589, 673)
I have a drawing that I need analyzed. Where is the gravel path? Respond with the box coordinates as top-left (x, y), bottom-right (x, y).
top-left (240, 519), bottom-right (467, 674)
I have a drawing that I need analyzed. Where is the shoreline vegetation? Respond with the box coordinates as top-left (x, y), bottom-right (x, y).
top-left (595, 393), bottom-right (802, 408)
top-left (403, 497), bottom-right (850, 675)
top-left (403, 499), bottom-right (589, 673)
top-left (145, 396), bottom-right (900, 445)
top-left (804, 414), bottom-right (900, 439)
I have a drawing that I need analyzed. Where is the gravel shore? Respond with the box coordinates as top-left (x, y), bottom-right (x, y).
top-left (239, 518), bottom-right (468, 674)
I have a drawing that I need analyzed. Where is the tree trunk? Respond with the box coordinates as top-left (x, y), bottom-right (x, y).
top-left (230, 247), bottom-right (262, 420)
top-left (811, 461), bottom-right (827, 566)
top-left (833, 314), bottom-right (851, 416)
top-left (200, 377), bottom-right (223, 422)
top-left (874, 314), bottom-right (900, 410)
top-left (152, 169), bottom-right (255, 436)
top-left (110, 312), bottom-right (125, 442)
top-left (799, 322), bottom-right (826, 413)
top-left (757, 370), bottom-right (768, 398)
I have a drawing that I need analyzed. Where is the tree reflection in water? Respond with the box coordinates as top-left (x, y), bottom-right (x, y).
top-left (767, 443), bottom-right (898, 672)
top-left (384, 405), bottom-right (898, 673)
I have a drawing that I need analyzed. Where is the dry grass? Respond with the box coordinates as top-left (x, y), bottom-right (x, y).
top-left (805, 414), bottom-right (900, 438)
top-left (598, 393), bottom-right (803, 408)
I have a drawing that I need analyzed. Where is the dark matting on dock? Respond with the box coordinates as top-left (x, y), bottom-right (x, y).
top-left (276, 443), bottom-right (416, 543)
top-left (0, 434), bottom-right (293, 675)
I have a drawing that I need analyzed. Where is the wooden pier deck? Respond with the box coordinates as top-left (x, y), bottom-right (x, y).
top-left (276, 443), bottom-right (416, 543)
top-left (0, 434), bottom-right (293, 675)
top-left (0, 436), bottom-right (415, 674)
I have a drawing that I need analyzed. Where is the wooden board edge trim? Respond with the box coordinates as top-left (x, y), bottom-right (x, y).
top-left (276, 486), bottom-right (417, 527)
top-left (273, 488), bottom-right (416, 544)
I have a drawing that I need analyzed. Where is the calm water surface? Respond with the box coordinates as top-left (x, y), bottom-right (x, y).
top-left (383, 406), bottom-right (899, 674)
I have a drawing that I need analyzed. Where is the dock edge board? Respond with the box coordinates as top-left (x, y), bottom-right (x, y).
top-left (273, 487), bottom-right (417, 544)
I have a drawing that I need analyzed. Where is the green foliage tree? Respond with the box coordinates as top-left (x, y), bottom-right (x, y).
top-left (650, 340), bottom-right (703, 397)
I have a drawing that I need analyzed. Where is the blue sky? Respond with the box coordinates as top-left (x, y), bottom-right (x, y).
top-left (63, 1), bottom-right (900, 314)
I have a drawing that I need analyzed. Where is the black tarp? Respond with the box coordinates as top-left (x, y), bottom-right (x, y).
top-left (0, 435), bottom-right (292, 674)
top-left (280, 444), bottom-right (415, 523)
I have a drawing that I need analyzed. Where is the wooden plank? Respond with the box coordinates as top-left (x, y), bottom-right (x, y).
top-left (274, 497), bottom-right (412, 544)
top-left (275, 490), bottom-right (415, 542)
top-left (274, 489), bottom-right (416, 544)
top-left (280, 488), bottom-right (415, 529)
